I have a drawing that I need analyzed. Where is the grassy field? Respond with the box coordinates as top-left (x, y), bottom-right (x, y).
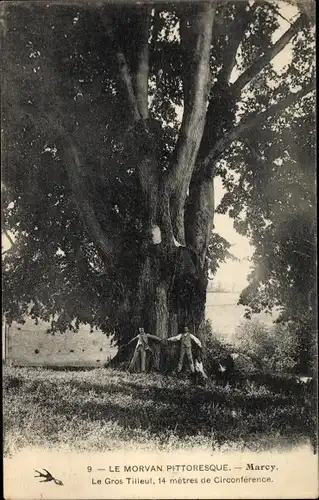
top-left (3, 365), bottom-right (315, 457)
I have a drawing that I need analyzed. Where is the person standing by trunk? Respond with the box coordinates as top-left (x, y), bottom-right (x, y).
top-left (127, 327), bottom-right (163, 373)
top-left (167, 326), bottom-right (203, 374)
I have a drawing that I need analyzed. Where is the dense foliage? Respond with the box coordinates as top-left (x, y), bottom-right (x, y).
top-left (234, 319), bottom-right (301, 374)
top-left (225, 97), bottom-right (316, 373)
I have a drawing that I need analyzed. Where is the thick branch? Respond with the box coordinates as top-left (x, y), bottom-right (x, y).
top-left (202, 79), bottom-right (315, 170)
top-left (196, 1), bottom-right (253, 163)
top-left (221, 1), bottom-right (252, 83)
top-left (185, 174), bottom-right (215, 268)
top-left (51, 122), bottom-right (118, 264)
top-left (198, 9), bottom-right (307, 167)
top-left (102, 15), bottom-right (141, 123)
top-left (133, 7), bottom-right (151, 120)
top-left (102, 10), bottom-right (158, 229)
top-left (150, 8), bottom-right (161, 54)
top-left (3, 228), bottom-right (14, 248)
top-left (169, 2), bottom-right (216, 189)
top-left (297, 1), bottom-right (315, 23)
top-left (168, 2), bottom-right (216, 242)
top-left (231, 14), bottom-right (306, 95)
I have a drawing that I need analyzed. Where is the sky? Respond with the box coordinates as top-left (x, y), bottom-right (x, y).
top-left (1, 2), bottom-right (299, 293)
top-left (212, 178), bottom-right (253, 292)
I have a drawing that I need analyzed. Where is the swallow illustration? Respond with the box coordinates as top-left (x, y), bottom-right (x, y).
top-left (34, 469), bottom-right (63, 486)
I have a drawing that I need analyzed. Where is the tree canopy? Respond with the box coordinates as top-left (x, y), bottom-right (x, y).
top-left (2, 1), bottom-right (315, 356)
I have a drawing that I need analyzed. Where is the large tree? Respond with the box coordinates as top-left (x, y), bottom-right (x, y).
top-left (2, 1), bottom-right (315, 365)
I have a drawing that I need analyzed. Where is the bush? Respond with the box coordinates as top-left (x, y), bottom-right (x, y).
top-left (198, 320), bottom-right (231, 356)
top-left (267, 323), bottom-right (300, 373)
top-left (284, 314), bottom-right (317, 376)
top-left (197, 321), bottom-right (235, 379)
top-left (233, 319), bottom-right (300, 374)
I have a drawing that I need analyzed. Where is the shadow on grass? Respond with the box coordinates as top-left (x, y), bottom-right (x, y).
top-left (12, 371), bottom-right (315, 447)
top-left (47, 373), bottom-right (313, 414)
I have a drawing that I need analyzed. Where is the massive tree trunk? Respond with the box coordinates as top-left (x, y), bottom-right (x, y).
top-left (113, 3), bottom-right (216, 349)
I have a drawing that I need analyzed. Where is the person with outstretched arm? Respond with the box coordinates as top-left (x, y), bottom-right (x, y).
top-left (167, 326), bottom-right (203, 374)
top-left (127, 327), bottom-right (164, 373)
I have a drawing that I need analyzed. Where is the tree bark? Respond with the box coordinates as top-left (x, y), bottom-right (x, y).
top-left (185, 172), bottom-right (215, 268)
top-left (124, 240), bottom-right (178, 370)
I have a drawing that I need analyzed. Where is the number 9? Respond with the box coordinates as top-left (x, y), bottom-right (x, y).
top-left (87, 466), bottom-right (92, 472)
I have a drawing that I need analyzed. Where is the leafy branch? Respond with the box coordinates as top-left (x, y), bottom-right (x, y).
top-left (202, 77), bottom-right (315, 172)
top-left (231, 14), bottom-right (307, 95)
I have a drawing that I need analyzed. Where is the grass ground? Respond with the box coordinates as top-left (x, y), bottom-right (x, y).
top-left (3, 365), bottom-right (316, 457)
